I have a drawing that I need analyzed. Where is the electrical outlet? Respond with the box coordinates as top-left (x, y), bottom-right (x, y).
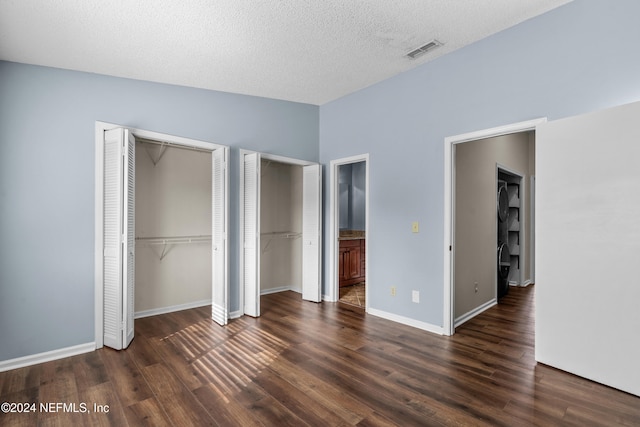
top-left (412, 221), bottom-right (419, 233)
top-left (391, 286), bottom-right (396, 297)
top-left (474, 282), bottom-right (478, 293)
top-left (412, 290), bottom-right (420, 303)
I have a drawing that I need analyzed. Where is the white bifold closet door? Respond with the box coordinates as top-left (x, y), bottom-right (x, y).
top-left (211, 147), bottom-right (228, 325)
top-left (243, 152), bottom-right (261, 317)
top-left (102, 128), bottom-right (229, 348)
top-left (302, 164), bottom-right (322, 302)
top-left (241, 153), bottom-right (322, 317)
top-left (103, 128), bottom-right (135, 350)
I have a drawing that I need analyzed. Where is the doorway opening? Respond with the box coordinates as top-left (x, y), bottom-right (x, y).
top-left (330, 154), bottom-right (369, 309)
top-left (95, 122), bottom-right (229, 350)
top-left (444, 119), bottom-right (543, 335)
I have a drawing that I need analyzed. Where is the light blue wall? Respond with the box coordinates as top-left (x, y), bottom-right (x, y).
top-left (319, 0), bottom-right (640, 325)
top-left (0, 62), bottom-right (318, 361)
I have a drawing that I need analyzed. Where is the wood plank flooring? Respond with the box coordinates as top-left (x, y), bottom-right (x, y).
top-left (2, 286), bottom-right (639, 426)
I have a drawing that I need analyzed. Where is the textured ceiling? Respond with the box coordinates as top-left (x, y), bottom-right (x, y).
top-left (0, 0), bottom-right (572, 105)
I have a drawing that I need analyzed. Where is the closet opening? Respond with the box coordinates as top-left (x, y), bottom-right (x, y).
top-left (134, 138), bottom-right (213, 319)
top-left (95, 122), bottom-right (229, 350)
top-left (240, 150), bottom-right (322, 318)
top-left (260, 159), bottom-right (303, 299)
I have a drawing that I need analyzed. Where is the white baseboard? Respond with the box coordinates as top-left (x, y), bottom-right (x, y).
top-left (260, 286), bottom-right (292, 295)
top-left (455, 299), bottom-right (497, 328)
top-left (135, 299), bottom-right (212, 319)
top-left (510, 280), bottom-right (533, 287)
top-left (0, 342), bottom-right (95, 372)
top-left (367, 308), bottom-right (444, 335)
top-left (229, 310), bottom-right (243, 320)
top-left (260, 285), bottom-right (302, 295)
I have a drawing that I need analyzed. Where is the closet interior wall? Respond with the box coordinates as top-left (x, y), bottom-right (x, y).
top-left (260, 159), bottom-right (303, 295)
top-left (135, 141), bottom-right (212, 315)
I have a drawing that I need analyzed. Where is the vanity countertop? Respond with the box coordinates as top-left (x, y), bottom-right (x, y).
top-left (339, 230), bottom-right (365, 240)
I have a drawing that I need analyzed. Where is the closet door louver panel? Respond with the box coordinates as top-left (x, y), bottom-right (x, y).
top-left (211, 148), bottom-right (228, 325)
top-left (123, 130), bottom-right (135, 348)
top-left (243, 152), bottom-right (260, 317)
top-left (102, 128), bottom-right (135, 350)
top-left (103, 129), bottom-right (123, 349)
top-left (302, 164), bottom-right (322, 302)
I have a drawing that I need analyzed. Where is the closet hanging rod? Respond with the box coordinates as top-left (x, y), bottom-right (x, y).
top-left (260, 232), bottom-right (301, 253)
top-left (136, 137), bottom-right (212, 154)
top-left (136, 235), bottom-right (211, 261)
top-left (260, 232), bottom-right (301, 239)
top-left (136, 235), bottom-right (212, 245)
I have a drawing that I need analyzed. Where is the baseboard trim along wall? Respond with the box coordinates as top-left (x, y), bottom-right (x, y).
top-left (260, 286), bottom-right (299, 296)
top-left (229, 310), bottom-right (243, 320)
top-left (134, 299), bottom-right (212, 319)
top-left (0, 342), bottom-right (95, 372)
top-left (455, 299), bottom-right (497, 328)
top-left (367, 308), bottom-right (444, 335)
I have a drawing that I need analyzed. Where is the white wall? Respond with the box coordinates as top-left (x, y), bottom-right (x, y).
top-left (135, 143), bottom-right (212, 314)
top-left (536, 100), bottom-right (640, 397)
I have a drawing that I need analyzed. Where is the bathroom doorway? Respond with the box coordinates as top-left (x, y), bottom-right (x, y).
top-left (330, 155), bottom-right (368, 309)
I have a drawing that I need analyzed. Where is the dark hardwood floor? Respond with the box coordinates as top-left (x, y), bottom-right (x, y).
top-left (2, 286), bottom-right (639, 426)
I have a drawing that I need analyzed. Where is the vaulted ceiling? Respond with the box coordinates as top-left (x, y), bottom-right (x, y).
top-left (0, 0), bottom-right (572, 105)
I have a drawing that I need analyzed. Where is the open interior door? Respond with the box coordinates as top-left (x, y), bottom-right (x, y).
top-left (103, 128), bottom-right (135, 350)
top-left (536, 100), bottom-right (640, 397)
top-left (302, 164), bottom-right (322, 302)
top-left (242, 152), bottom-right (261, 317)
top-left (211, 147), bottom-right (229, 325)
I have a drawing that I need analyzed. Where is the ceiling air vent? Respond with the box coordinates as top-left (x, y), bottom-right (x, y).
top-left (406, 39), bottom-right (442, 59)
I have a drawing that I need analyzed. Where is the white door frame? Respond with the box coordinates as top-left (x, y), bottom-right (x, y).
top-left (95, 121), bottom-right (228, 349)
top-left (329, 154), bottom-right (369, 304)
top-left (239, 149), bottom-right (320, 316)
top-left (443, 118), bottom-right (545, 336)
top-left (530, 176), bottom-right (536, 284)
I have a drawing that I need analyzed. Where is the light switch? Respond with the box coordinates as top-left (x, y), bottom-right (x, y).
top-left (412, 221), bottom-right (419, 233)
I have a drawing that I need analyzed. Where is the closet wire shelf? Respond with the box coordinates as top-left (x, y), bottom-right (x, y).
top-left (136, 235), bottom-right (212, 260)
top-left (260, 232), bottom-right (301, 252)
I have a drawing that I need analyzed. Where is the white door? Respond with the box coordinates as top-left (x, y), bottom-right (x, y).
top-left (103, 128), bottom-right (135, 350)
top-left (242, 152), bottom-right (261, 317)
top-left (536, 100), bottom-right (640, 397)
top-left (211, 147), bottom-right (229, 325)
top-left (302, 164), bottom-right (322, 302)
